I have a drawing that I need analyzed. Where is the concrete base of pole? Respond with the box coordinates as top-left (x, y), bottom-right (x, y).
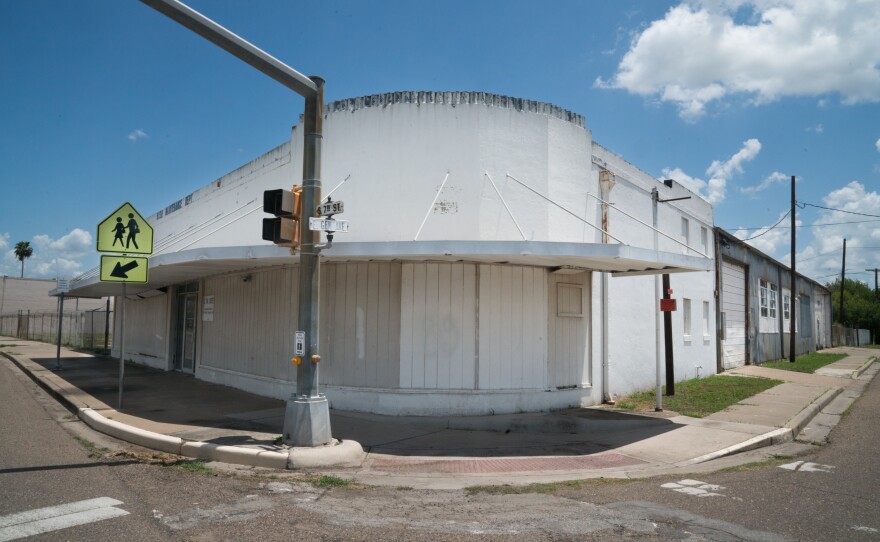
top-left (283, 395), bottom-right (332, 447)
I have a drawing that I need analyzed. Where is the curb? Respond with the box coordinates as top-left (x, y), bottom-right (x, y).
top-left (79, 407), bottom-right (184, 455)
top-left (677, 427), bottom-right (791, 466)
top-left (786, 386), bottom-right (843, 437)
top-left (4, 351), bottom-right (365, 471)
top-left (853, 357), bottom-right (877, 379)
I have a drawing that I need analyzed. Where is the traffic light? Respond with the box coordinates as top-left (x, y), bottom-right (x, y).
top-left (262, 186), bottom-right (303, 251)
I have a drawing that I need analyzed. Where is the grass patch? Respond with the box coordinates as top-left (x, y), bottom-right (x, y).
top-left (0, 344), bottom-right (21, 348)
top-left (617, 375), bottom-right (783, 418)
top-left (313, 474), bottom-right (354, 488)
top-left (73, 435), bottom-right (112, 459)
top-left (465, 477), bottom-right (636, 496)
top-left (719, 455), bottom-right (794, 473)
top-left (861, 344), bottom-right (880, 350)
top-left (164, 459), bottom-right (215, 475)
top-left (762, 352), bottom-right (847, 373)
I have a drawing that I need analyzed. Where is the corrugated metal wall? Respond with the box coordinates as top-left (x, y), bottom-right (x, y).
top-left (200, 267), bottom-right (296, 382)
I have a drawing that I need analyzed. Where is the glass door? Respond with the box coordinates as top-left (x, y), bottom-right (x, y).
top-left (174, 282), bottom-right (198, 373)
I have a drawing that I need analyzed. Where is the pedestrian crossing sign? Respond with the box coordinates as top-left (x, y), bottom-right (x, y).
top-left (96, 202), bottom-right (154, 255)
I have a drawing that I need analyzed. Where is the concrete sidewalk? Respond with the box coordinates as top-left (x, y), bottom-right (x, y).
top-left (1, 337), bottom-right (876, 489)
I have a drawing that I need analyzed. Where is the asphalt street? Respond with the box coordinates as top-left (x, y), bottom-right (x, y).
top-left (2, 352), bottom-right (878, 541)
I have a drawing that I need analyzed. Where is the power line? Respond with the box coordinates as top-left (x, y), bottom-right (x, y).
top-left (739, 209), bottom-right (791, 241)
top-left (727, 218), bottom-right (880, 232)
top-left (800, 202), bottom-right (880, 218)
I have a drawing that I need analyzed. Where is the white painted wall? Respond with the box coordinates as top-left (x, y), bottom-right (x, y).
top-left (592, 144), bottom-right (716, 397)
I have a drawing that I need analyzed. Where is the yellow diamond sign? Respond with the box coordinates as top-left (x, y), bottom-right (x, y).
top-left (97, 202), bottom-right (153, 255)
top-left (100, 255), bottom-right (149, 283)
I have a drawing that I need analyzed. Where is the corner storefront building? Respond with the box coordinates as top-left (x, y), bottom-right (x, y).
top-left (67, 92), bottom-right (716, 416)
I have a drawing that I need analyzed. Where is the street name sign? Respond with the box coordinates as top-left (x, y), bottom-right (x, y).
top-left (97, 202), bottom-right (154, 255)
top-left (100, 255), bottom-right (149, 283)
top-left (308, 217), bottom-right (350, 233)
top-left (317, 200), bottom-right (344, 216)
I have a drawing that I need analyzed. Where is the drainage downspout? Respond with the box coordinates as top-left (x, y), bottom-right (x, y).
top-left (599, 170), bottom-right (616, 404)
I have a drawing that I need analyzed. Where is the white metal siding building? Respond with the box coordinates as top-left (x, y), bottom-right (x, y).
top-left (67, 92), bottom-right (715, 415)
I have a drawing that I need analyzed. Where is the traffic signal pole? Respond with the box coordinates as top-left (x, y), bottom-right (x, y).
top-left (139, 0), bottom-right (332, 446)
top-left (284, 78), bottom-right (333, 446)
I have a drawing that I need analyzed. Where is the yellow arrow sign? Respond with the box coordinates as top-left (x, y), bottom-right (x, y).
top-left (97, 202), bottom-right (154, 255)
top-left (100, 255), bottom-right (149, 283)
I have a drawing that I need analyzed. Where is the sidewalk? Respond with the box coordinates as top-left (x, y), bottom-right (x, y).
top-left (1, 337), bottom-right (876, 489)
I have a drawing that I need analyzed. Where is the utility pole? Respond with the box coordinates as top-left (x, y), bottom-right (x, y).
top-left (839, 239), bottom-right (846, 324)
top-left (140, 0), bottom-right (331, 446)
top-left (789, 175), bottom-right (796, 362)
top-left (867, 268), bottom-right (880, 299)
top-left (867, 267), bottom-right (879, 344)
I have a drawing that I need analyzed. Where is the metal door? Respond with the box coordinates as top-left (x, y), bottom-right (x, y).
top-left (721, 261), bottom-right (747, 369)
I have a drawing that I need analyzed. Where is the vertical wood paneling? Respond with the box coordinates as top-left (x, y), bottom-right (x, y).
top-left (365, 263), bottom-right (380, 388)
top-left (548, 272), bottom-right (590, 388)
top-left (461, 264), bottom-right (477, 390)
top-left (476, 264), bottom-right (548, 390)
top-left (355, 263), bottom-right (369, 386)
top-left (411, 264), bottom-right (427, 388)
top-left (423, 264), bottom-right (439, 388)
top-left (398, 262), bottom-right (477, 390)
top-left (383, 264), bottom-right (402, 388)
top-left (399, 264), bottom-right (414, 388)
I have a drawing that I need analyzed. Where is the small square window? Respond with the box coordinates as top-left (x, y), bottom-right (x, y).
top-left (557, 283), bottom-right (583, 317)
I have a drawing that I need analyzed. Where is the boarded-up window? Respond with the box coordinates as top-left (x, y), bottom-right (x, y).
top-left (557, 284), bottom-right (583, 317)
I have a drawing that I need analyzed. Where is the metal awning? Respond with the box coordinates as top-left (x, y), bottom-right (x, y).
top-left (62, 241), bottom-right (712, 298)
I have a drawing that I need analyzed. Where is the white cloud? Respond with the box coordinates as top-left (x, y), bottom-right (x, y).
top-left (876, 137), bottom-right (880, 153)
top-left (598, 1), bottom-right (880, 121)
top-left (806, 124), bottom-right (823, 134)
top-left (794, 181), bottom-right (880, 282)
top-left (662, 138), bottom-right (761, 205)
top-left (741, 171), bottom-right (788, 195)
top-left (128, 129), bottom-right (148, 142)
top-left (0, 228), bottom-right (94, 279)
top-left (732, 211), bottom-right (799, 262)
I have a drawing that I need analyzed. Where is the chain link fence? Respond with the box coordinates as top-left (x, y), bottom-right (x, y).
top-left (0, 308), bottom-right (114, 352)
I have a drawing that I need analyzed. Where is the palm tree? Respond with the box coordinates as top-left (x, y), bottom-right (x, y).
top-left (14, 241), bottom-right (33, 278)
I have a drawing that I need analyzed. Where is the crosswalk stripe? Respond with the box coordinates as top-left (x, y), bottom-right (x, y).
top-left (0, 498), bottom-right (129, 542)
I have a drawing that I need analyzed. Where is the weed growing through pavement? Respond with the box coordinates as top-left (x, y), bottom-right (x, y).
top-left (164, 459), bottom-right (215, 475)
top-left (466, 477), bottom-right (637, 496)
top-left (719, 455), bottom-right (794, 473)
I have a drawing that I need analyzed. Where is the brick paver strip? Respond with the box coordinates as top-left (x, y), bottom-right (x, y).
top-left (369, 453), bottom-right (646, 474)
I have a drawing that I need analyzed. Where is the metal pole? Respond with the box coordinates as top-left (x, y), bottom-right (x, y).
top-left (652, 188), bottom-right (662, 411)
top-left (283, 77), bottom-right (332, 446)
top-left (663, 274), bottom-right (675, 396)
top-left (104, 297), bottom-right (111, 355)
top-left (119, 285), bottom-right (126, 410)
top-left (55, 294), bottom-right (64, 371)
top-left (790, 175), bottom-right (796, 362)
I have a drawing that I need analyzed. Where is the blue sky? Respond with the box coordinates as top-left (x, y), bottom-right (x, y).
top-left (1, 0), bottom-right (879, 286)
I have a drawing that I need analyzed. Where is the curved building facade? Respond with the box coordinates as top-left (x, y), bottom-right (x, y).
top-left (68, 92), bottom-right (716, 416)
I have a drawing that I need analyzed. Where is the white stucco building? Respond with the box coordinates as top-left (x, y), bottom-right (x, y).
top-left (67, 91), bottom-right (715, 415)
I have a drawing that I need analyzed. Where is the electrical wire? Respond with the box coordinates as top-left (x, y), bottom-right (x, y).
top-left (738, 209), bottom-right (791, 241)
top-left (800, 202), bottom-right (880, 218)
top-left (727, 218), bottom-right (880, 231)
